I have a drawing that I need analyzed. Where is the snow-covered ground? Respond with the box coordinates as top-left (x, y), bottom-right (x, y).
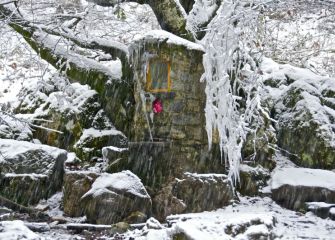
top-left (2, 195), bottom-right (334, 239)
top-left (123, 196), bottom-right (335, 240)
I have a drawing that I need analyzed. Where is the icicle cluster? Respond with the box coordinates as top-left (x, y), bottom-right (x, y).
top-left (199, 1), bottom-right (265, 184)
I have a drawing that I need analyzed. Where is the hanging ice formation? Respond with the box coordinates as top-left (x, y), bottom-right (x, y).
top-left (188, 0), bottom-right (265, 184)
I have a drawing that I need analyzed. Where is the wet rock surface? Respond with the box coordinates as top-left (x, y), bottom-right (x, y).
top-left (152, 182), bottom-right (186, 222)
top-left (238, 164), bottom-right (270, 196)
top-left (0, 139), bottom-right (66, 205)
top-left (81, 171), bottom-right (152, 224)
top-left (173, 172), bottom-right (235, 213)
top-left (102, 146), bottom-right (129, 173)
top-left (74, 128), bottom-right (127, 162)
top-left (63, 171), bottom-right (100, 217)
top-left (153, 172), bottom-right (235, 221)
top-left (262, 60), bottom-right (335, 169)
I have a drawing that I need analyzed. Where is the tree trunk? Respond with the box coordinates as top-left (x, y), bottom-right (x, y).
top-left (87, 0), bottom-right (194, 41)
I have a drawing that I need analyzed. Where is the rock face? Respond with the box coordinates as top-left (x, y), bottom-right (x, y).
top-left (0, 113), bottom-right (33, 142)
top-left (173, 173), bottom-right (235, 213)
top-left (128, 31), bottom-right (225, 189)
top-left (270, 167), bottom-right (335, 210)
top-left (63, 171), bottom-right (100, 217)
top-left (238, 165), bottom-right (270, 196)
top-left (261, 59), bottom-right (335, 169)
top-left (153, 172), bottom-right (235, 220)
top-left (81, 171), bottom-right (152, 224)
top-left (102, 146), bottom-right (129, 173)
top-left (74, 128), bottom-right (127, 161)
top-left (15, 80), bottom-right (128, 165)
top-left (0, 139), bottom-right (66, 205)
top-left (152, 183), bottom-right (186, 222)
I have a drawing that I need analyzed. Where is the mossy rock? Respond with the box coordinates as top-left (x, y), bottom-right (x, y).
top-left (63, 171), bottom-right (100, 217)
top-left (74, 128), bottom-right (127, 162)
top-left (237, 164), bottom-right (270, 196)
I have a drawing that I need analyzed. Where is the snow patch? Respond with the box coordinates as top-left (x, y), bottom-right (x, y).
top-left (0, 139), bottom-right (66, 162)
top-left (270, 167), bottom-right (335, 191)
top-left (82, 171), bottom-right (149, 199)
top-left (0, 220), bottom-right (41, 240)
top-left (134, 30), bottom-right (204, 51)
top-left (75, 128), bottom-right (125, 147)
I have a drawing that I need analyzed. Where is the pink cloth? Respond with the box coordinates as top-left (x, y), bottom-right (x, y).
top-left (153, 99), bottom-right (163, 114)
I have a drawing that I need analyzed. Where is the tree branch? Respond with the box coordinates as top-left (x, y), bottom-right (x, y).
top-left (0, 0), bottom-right (17, 6)
top-left (87, 0), bottom-right (195, 41)
top-left (0, 4), bottom-right (134, 134)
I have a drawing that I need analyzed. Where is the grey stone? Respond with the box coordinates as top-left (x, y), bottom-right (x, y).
top-left (238, 164), bottom-right (270, 196)
top-left (173, 173), bottom-right (235, 213)
top-left (63, 171), bottom-right (100, 217)
top-left (81, 171), bottom-right (152, 224)
top-left (0, 139), bottom-right (66, 205)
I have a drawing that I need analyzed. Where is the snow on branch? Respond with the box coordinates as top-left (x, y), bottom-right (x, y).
top-left (0, 3), bottom-right (129, 80)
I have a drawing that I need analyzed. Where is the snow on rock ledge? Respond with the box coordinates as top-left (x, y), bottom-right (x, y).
top-left (82, 171), bottom-right (150, 199)
top-left (74, 128), bottom-right (127, 161)
top-left (270, 167), bottom-right (335, 210)
top-left (133, 30), bottom-right (205, 52)
top-left (81, 171), bottom-right (152, 224)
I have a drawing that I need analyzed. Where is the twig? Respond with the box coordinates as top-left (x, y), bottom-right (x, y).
top-left (0, 0), bottom-right (17, 6)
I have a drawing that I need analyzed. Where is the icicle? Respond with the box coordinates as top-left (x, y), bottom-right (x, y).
top-left (199, 1), bottom-right (266, 184)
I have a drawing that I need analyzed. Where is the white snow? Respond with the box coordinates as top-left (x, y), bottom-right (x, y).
top-left (184, 172), bottom-right (228, 179)
top-left (102, 146), bottom-right (128, 160)
top-left (201, 1), bottom-right (264, 183)
top-left (134, 30), bottom-right (204, 52)
top-left (260, 57), bottom-right (335, 148)
top-left (33, 31), bottom-right (122, 80)
top-left (186, 0), bottom-right (219, 35)
top-left (0, 220), bottom-right (41, 240)
top-left (75, 128), bottom-right (125, 147)
top-left (0, 139), bottom-right (66, 162)
top-left (125, 196), bottom-right (335, 240)
top-left (306, 202), bottom-right (335, 210)
top-left (270, 167), bottom-right (335, 191)
top-left (263, 1), bottom-right (335, 77)
top-left (4, 173), bottom-right (48, 180)
top-left (82, 171), bottom-right (149, 199)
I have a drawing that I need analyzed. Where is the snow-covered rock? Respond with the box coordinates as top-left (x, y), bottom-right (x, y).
top-left (0, 139), bottom-right (66, 205)
top-left (81, 171), bottom-right (151, 224)
top-left (102, 146), bottom-right (129, 172)
top-left (173, 172), bottom-right (235, 213)
top-left (74, 128), bottom-right (127, 162)
top-left (261, 58), bottom-right (335, 169)
top-left (153, 172), bottom-right (235, 221)
top-left (306, 202), bottom-right (335, 219)
top-left (238, 164), bottom-right (270, 196)
top-left (270, 167), bottom-right (335, 210)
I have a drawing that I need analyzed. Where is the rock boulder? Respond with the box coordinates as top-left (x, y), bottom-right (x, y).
top-left (0, 139), bottom-right (66, 205)
top-left (270, 167), bottom-right (335, 210)
top-left (81, 171), bottom-right (151, 224)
